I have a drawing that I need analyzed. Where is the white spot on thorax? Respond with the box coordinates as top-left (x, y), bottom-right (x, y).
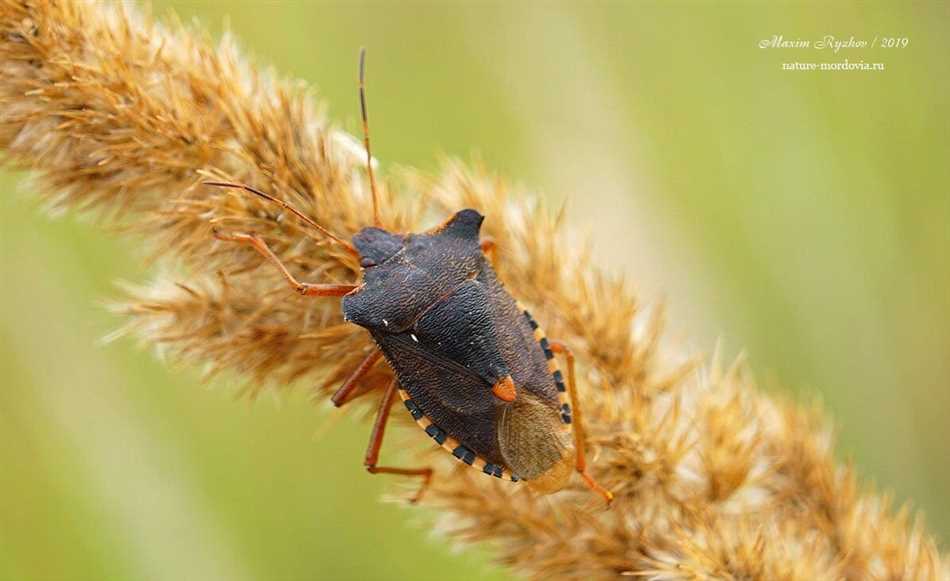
top-left (410, 334), bottom-right (419, 342)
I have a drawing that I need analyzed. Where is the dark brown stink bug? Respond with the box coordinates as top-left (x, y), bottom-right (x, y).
top-left (206, 50), bottom-right (612, 505)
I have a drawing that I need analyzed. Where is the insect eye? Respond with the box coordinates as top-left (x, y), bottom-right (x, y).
top-left (360, 257), bottom-right (377, 268)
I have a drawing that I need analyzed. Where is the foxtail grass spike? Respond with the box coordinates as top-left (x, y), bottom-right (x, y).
top-left (1, 1), bottom-right (946, 579)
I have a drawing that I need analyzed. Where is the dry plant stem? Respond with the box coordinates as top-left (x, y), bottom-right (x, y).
top-left (0, 1), bottom-right (946, 579)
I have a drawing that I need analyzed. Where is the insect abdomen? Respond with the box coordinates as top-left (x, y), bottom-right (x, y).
top-left (396, 386), bottom-right (519, 481)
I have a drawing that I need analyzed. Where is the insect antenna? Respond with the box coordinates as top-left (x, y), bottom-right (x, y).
top-left (204, 181), bottom-right (358, 256)
top-left (359, 47), bottom-right (382, 227)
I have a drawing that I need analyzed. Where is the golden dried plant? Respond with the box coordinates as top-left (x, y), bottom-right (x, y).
top-left (1, 1), bottom-right (946, 579)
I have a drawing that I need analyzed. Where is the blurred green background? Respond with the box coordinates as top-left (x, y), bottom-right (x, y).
top-left (1, 2), bottom-right (947, 579)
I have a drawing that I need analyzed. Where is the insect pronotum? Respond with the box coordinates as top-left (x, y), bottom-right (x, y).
top-left (206, 49), bottom-right (612, 506)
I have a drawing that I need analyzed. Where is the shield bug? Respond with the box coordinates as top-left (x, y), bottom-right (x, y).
top-left (206, 49), bottom-right (612, 505)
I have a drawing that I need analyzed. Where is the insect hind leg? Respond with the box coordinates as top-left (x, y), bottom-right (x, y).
top-left (549, 340), bottom-right (613, 506)
top-left (364, 378), bottom-right (434, 504)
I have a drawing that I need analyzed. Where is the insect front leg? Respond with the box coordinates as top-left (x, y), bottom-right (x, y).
top-left (212, 230), bottom-right (357, 297)
top-left (548, 340), bottom-right (614, 506)
top-left (363, 378), bottom-right (434, 504)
